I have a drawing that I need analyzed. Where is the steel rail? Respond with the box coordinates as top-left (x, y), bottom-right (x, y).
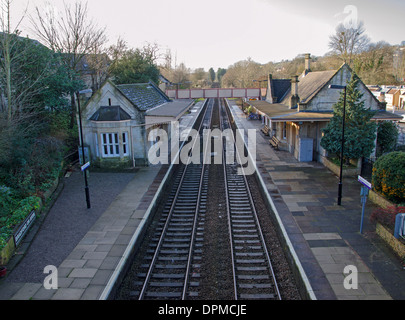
top-left (220, 98), bottom-right (282, 300)
top-left (219, 101), bottom-right (238, 300)
top-left (181, 99), bottom-right (214, 299)
top-left (138, 99), bottom-right (213, 300)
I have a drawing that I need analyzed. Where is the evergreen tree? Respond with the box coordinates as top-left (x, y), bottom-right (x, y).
top-left (109, 48), bottom-right (160, 85)
top-left (208, 67), bottom-right (215, 82)
top-left (320, 74), bottom-right (377, 163)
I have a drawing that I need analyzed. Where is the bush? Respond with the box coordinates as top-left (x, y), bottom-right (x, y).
top-left (370, 205), bottom-right (405, 231)
top-left (0, 195), bottom-right (41, 251)
top-left (372, 151), bottom-right (405, 204)
top-left (376, 121), bottom-right (399, 157)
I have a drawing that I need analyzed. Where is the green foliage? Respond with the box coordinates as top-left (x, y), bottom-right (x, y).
top-left (0, 186), bottom-right (15, 222)
top-left (376, 121), bottom-right (399, 156)
top-left (372, 151), bottom-right (405, 204)
top-left (0, 195), bottom-right (41, 251)
top-left (209, 68), bottom-right (215, 82)
top-left (109, 48), bottom-right (159, 85)
top-left (370, 205), bottom-right (405, 230)
top-left (217, 68), bottom-right (227, 84)
top-left (320, 74), bottom-right (377, 161)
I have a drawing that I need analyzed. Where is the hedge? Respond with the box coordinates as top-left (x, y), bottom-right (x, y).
top-left (372, 151), bottom-right (405, 204)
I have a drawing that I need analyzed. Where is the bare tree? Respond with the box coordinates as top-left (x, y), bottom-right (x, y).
top-left (0, 0), bottom-right (26, 120)
top-left (31, 0), bottom-right (107, 126)
top-left (0, 0), bottom-right (51, 122)
top-left (221, 58), bottom-right (262, 88)
top-left (329, 21), bottom-right (370, 65)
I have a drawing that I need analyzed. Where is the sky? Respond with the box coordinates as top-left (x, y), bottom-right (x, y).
top-left (11, 0), bottom-right (405, 71)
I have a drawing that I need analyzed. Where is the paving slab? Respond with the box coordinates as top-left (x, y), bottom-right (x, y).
top-left (228, 99), bottom-right (405, 300)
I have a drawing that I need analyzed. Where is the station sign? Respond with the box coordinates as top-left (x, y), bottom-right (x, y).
top-left (13, 210), bottom-right (36, 246)
top-left (81, 161), bottom-right (90, 171)
top-left (358, 175), bottom-right (371, 190)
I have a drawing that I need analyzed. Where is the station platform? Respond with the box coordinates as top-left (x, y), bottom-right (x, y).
top-left (0, 100), bottom-right (205, 301)
top-left (1, 98), bottom-right (404, 300)
top-left (0, 165), bottom-right (169, 300)
top-left (227, 99), bottom-right (405, 300)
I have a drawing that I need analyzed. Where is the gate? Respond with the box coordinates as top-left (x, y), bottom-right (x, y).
top-left (361, 157), bottom-right (374, 180)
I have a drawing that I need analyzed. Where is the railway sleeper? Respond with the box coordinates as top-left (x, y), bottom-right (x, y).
top-left (161, 243), bottom-right (192, 248)
top-left (232, 229), bottom-right (259, 233)
top-left (235, 252), bottom-right (264, 257)
top-left (234, 246), bottom-right (262, 250)
top-left (239, 283), bottom-right (273, 289)
top-left (240, 293), bottom-right (276, 300)
top-left (237, 274), bottom-right (270, 280)
top-left (146, 292), bottom-right (183, 298)
top-left (236, 259), bottom-right (266, 264)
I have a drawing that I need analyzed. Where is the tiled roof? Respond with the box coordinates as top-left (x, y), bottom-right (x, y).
top-left (271, 79), bottom-right (291, 103)
top-left (386, 88), bottom-right (399, 95)
top-left (249, 100), bottom-right (333, 122)
top-left (146, 100), bottom-right (194, 118)
top-left (281, 70), bottom-right (337, 105)
top-left (116, 82), bottom-right (170, 111)
top-left (371, 110), bottom-right (403, 121)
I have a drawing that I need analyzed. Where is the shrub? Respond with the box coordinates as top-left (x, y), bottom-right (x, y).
top-left (372, 151), bottom-right (405, 204)
top-left (376, 121), bottom-right (399, 157)
top-left (0, 195), bottom-right (41, 251)
top-left (370, 205), bottom-right (405, 231)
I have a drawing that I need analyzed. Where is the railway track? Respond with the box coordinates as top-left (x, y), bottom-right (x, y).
top-left (117, 98), bottom-right (288, 300)
top-left (220, 99), bottom-right (281, 300)
top-left (130, 99), bottom-right (214, 300)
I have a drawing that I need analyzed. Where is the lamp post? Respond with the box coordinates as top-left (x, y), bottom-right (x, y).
top-left (76, 89), bottom-right (92, 209)
top-left (329, 84), bottom-right (347, 206)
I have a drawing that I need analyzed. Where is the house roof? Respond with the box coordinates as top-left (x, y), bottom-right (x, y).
top-left (249, 101), bottom-right (294, 118)
top-left (251, 100), bottom-right (403, 122)
top-left (89, 106), bottom-right (131, 121)
top-left (146, 99), bottom-right (194, 119)
top-left (281, 70), bottom-right (338, 105)
top-left (116, 81), bottom-right (171, 111)
top-left (271, 79), bottom-right (291, 103)
top-left (386, 88), bottom-right (399, 95)
top-left (249, 100), bottom-right (333, 122)
top-left (371, 110), bottom-right (403, 121)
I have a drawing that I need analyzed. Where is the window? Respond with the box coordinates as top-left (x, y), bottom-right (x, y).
top-left (283, 122), bottom-right (287, 140)
top-left (102, 133), bottom-right (120, 157)
top-left (101, 132), bottom-right (129, 158)
top-left (122, 132), bottom-right (129, 156)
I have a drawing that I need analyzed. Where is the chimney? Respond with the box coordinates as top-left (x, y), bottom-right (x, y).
top-left (378, 92), bottom-right (387, 110)
top-left (378, 92), bottom-right (386, 103)
top-left (267, 74), bottom-right (274, 103)
top-left (289, 75), bottom-right (299, 109)
top-left (304, 53), bottom-right (311, 75)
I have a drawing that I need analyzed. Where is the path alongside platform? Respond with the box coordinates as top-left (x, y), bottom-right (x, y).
top-left (228, 99), bottom-right (405, 300)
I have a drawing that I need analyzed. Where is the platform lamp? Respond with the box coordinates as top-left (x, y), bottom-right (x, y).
top-left (329, 84), bottom-right (347, 206)
top-left (76, 89), bottom-right (93, 209)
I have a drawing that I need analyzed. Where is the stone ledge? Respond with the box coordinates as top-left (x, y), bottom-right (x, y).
top-left (376, 222), bottom-right (405, 260)
top-left (320, 156), bottom-right (360, 177)
top-left (368, 189), bottom-right (396, 209)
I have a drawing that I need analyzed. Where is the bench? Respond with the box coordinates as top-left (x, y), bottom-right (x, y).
top-left (261, 125), bottom-right (270, 136)
top-left (269, 136), bottom-right (280, 149)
